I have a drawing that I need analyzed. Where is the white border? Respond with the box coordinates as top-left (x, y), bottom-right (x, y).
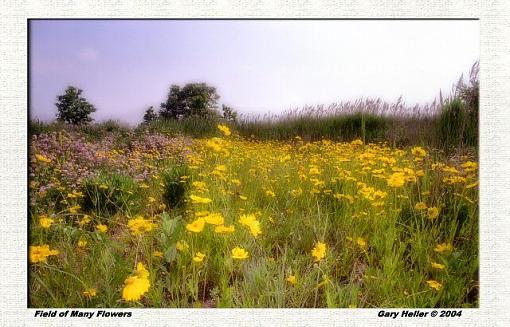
top-left (2, 1), bottom-right (510, 326)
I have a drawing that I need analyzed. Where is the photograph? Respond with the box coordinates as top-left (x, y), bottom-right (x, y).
top-left (28, 19), bottom-right (479, 309)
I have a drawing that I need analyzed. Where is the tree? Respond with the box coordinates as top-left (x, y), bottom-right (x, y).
top-left (159, 83), bottom-right (220, 119)
top-left (143, 106), bottom-right (158, 123)
top-left (55, 86), bottom-right (96, 125)
top-left (221, 104), bottom-right (238, 122)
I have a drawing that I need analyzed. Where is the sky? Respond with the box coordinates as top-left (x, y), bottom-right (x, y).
top-left (29, 20), bottom-right (479, 125)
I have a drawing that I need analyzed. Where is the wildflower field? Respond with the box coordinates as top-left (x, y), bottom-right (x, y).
top-left (29, 125), bottom-right (478, 308)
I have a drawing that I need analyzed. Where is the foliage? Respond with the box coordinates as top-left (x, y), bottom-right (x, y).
top-left (159, 83), bottom-right (220, 119)
top-left (221, 104), bottom-right (238, 122)
top-left (55, 86), bottom-right (96, 125)
top-left (143, 106), bottom-right (158, 123)
top-left (82, 172), bottom-right (141, 217)
top-left (161, 164), bottom-right (189, 209)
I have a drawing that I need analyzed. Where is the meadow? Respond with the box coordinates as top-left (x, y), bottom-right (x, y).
top-left (29, 120), bottom-right (478, 308)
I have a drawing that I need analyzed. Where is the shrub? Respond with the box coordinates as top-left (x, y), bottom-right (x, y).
top-left (161, 164), bottom-right (189, 209)
top-left (82, 172), bottom-right (140, 217)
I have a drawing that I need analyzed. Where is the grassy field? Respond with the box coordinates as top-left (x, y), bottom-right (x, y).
top-left (29, 123), bottom-right (478, 308)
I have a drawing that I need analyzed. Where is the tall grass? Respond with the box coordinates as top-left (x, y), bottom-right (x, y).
top-left (236, 62), bottom-right (479, 151)
top-left (236, 95), bottom-right (474, 150)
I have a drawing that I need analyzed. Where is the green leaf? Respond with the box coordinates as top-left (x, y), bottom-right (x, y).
top-left (164, 245), bottom-right (177, 263)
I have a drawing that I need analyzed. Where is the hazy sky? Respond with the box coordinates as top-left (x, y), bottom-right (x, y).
top-left (30, 20), bottom-right (479, 124)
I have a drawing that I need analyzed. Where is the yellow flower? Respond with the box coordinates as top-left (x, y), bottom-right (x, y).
top-left (247, 220), bottom-right (262, 237)
top-left (461, 161), bottom-right (478, 172)
top-left (69, 205), bottom-right (81, 214)
top-left (39, 215), bottom-right (54, 229)
top-left (99, 184), bottom-right (108, 189)
top-left (239, 214), bottom-right (257, 226)
top-left (431, 262), bottom-right (446, 270)
top-left (204, 213), bottom-right (224, 225)
top-left (317, 275), bottom-right (331, 288)
top-left (186, 218), bottom-right (205, 233)
top-left (122, 263), bottom-right (150, 302)
top-left (411, 146), bottom-right (427, 157)
top-left (96, 224), bottom-right (108, 233)
top-left (387, 172), bottom-right (406, 188)
top-left (309, 166), bottom-right (321, 175)
top-left (239, 195), bottom-right (248, 200)
top-left (231, 246), bottom-right (249, 260)
top-left (357, 237), bottom-right (368, 249)
top-left (238, 214), bottom-right (262, 237)
top-left (214, 225), bottom-right (236, 234)
top-left (78, 215), bottom-right (91, 227)
top-left (415, 202), bottom-right (427, 210)
top-left (83, 288), bottom-right (97, 299)
top-left (153, 251), bottom-right (163, 258)
top-left (29, 245), bottom-right (59, 263)
top-left (466, 181), bottom-right (479, 189)
top-left (35, 153), bottom-right (52, 163)
top-left (426, 280), bottom-right (442, 291)
top-left (265, 190), bottom-right (276, 198)
top-left (176, 240), bottom-right (189, 251)
top-left (135, 262), bottom-right (150, 279)
top-left (192, 252), bottom-right (206, 263)
top-left (195, 210), bottom-right (210, 217)
top-left (127, 216), bottom-right (157, 236)
top-left (217, 124), bottom-right (231, 136)
top-left (434, 242), bottom-right (453, 253)
top-left (287, 275), bottom-right (297, 285)
top-left (311, 242), bottom-right (327, 262)
top-left (427, 207), bottom-right (440, 220)
top-left (77, 239), bottom-right (87, 248)
top-left (189, 195), bottom-right (212, 204)
top-left (147, 196), bottom-right (156, 203)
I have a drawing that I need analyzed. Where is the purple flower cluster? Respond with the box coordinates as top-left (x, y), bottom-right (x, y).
top-left (30, 131), bottom-right (190, 193)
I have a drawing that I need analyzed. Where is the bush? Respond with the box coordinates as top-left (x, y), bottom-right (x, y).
top-left (161, 164), bottom-right (189, 209)
top-left (82, 172), bottom-right (140, 217)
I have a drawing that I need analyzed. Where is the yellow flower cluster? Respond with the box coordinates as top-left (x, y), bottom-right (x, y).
top-left (127, 216), bottom-right (157, 236)
top-left (39, 215), bottom-right (54, 229)
top-left (29, 245), bottom-right (59, 263)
